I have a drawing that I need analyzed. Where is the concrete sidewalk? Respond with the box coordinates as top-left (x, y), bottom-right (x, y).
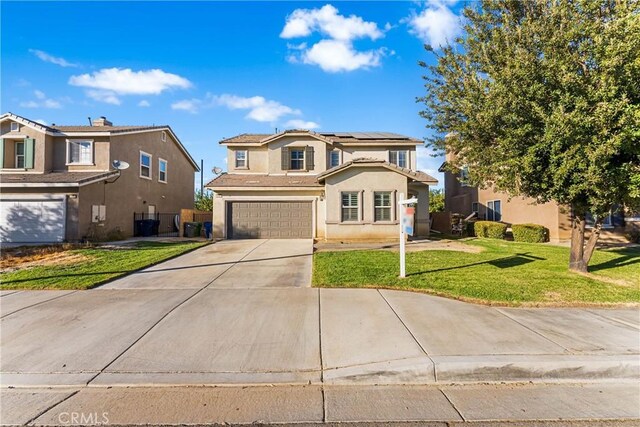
top-left (3, 382), bottom-right (639, 425)
top-left (1, 287), bottom-right (638, 387)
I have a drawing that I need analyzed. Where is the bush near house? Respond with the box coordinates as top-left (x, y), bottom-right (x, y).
top-left (474, 221), bottom-right (507, 239)
top-left (512, 223), bottom-right (549, 243)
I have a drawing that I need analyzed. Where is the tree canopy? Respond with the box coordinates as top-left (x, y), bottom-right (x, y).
top-left (419, 0), bottom-right (640, 271)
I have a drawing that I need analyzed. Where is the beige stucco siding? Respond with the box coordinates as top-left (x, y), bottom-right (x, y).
top-left (324, 167), bottom-right (407, 241)
top-left (342, 146), bottom-right (417, 170)
top-left (1, 122), bottom-right (46, 172)
top-left (267, 136), bottom-right (329, 174)
top-left (51, 136), bottom-right (111, 171)
top-left (226, 145), bottom-right (269, 174)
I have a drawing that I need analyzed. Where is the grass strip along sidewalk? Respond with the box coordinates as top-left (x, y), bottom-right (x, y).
top-left (313, 239), bottom-right (640, 306)
top-left (1, 241), bottom-right (208, 290)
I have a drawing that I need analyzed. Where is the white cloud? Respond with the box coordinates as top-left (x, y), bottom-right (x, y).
top-left (86, 90), bottom-right (121, 105)
top-left (69, 68), bottom-right (192, 95)
top-left (35, 119), bottom-right (48, 125)
top-left (29, 49), bottom-right (78, 67)
top-left (407, 2), bottom-right (462, 48)
top-left (284, 119), bottom-right (320, 129)
top-left (281, 4), bottom-right (383, 41)
top-left (19, 90), bottom-right (62, 109)
top-left (302, 39), bottom-right (385, 73)
top-left (281, 4), bottom-right (387, 73)
top-left (171, 99), bottom-right (202, 114)
top-left (138, 100), bottom-right (151, 107)
top-left (214, 94), bottom-right (300, 122)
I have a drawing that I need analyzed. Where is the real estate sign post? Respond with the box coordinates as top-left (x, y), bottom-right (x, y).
top-left (398, 194), bottom-right (417, 278)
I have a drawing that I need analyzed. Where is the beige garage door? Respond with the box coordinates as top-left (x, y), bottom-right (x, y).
top-left (227, 201), bottom-right (312, 239)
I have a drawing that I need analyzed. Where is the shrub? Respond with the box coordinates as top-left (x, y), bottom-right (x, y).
top-left (474, 221), bottom-right (507, 239)
top-left (512, 223), bottom-right (548, 243)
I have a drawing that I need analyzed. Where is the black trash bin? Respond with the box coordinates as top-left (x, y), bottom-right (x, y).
top-left (135, 219), bottom-right (156, 237)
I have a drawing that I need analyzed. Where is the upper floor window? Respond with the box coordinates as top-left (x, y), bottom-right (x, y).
top-left (140, 151), bottom-right (152, 179)
top-left (10, 122), bottom-right (19, 132)
top-left (487, 200), bottom-right (502, 221)
top-left (329, 150), bottom-right (340, 168)
top-left (341, 192), bottom-right (359, 222)
top-left (67, 140), bottom-right (93, 165)
top-left (290, 149), bottom-right (305, 170)
top-left (389, 150), bottom-right (408, 168)
top-left (161, 131), bottom-right (167, 142)
top-left (159, 158), bottom-right (167, 183)
top-left (374, 192), bottom-right (392, 222)
top-left (235, 150), bottom-right (247, 168)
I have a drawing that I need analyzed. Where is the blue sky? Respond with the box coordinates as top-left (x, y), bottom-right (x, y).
top-left (1, 1), bottom-right (465, 187)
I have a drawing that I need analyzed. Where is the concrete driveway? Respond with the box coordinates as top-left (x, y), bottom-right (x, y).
top-left (102, 239), bottom-right (313, 289)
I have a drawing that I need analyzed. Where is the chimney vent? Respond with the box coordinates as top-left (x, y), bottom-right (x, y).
top-left (92, 116), bottom-right (112, 127)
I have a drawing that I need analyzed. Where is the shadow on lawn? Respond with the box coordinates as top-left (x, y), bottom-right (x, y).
top-left (588, 247), bottom-right (640, 272)
top-left (408, 253), bottom-right (545, 276)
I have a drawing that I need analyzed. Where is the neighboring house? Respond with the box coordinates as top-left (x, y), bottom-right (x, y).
top-left (206, 130), bottom-right (438, 241)
top-left (439, 152), bottom-right (631, 242)
top-left (0, 113), bottom-right (199, 243)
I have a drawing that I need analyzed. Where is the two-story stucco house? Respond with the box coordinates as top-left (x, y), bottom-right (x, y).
top-left (206, 130), bottom-right (438, 241)
top-left (0, 112), bottom-right (199, 243)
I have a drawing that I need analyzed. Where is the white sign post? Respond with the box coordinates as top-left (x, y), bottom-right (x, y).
top-left (398, 193), bottom-right (418, 278)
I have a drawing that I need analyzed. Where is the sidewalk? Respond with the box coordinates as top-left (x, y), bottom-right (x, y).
top-left (4, 382), bottom-right (639, 425)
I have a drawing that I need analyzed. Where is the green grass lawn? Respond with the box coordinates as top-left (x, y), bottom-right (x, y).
top-left (0, 241), bottom-right (208, 290)
top-left (313, 239), bottom-right (640, 306)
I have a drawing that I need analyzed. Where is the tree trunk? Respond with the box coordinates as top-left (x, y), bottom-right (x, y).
top-left (569, 212), bottom-right (602, 273)
top-left (569, 215), bottom-right (587, 272)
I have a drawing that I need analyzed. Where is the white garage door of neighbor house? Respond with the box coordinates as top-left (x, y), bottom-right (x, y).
top-left (0, 199), bottom-right (66, 243)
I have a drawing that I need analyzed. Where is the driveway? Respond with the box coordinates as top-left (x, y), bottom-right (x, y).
top-left (101, 239), bottom-right (313, 289)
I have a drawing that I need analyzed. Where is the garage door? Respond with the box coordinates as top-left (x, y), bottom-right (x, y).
top-left (227, 201), bottom-right (312, 239)
top-left (0, 199), bottom-right (66, 243)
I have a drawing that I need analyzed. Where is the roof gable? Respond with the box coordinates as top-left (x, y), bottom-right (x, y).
top-left (317, 158), bottom-right (438, 184)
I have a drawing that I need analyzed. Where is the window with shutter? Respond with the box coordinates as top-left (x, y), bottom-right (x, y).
top-left (341, 192), bottom-right (359, 222)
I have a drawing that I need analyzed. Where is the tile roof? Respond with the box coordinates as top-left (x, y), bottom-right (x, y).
top-left (51, 125), bottom-right (169, 133)
top-left (317, 158), bottom-right (438, 184)
top-left (0, 171), bottom-right (119, 186)
top-left (220, 130), bottom-right (422, 145)
top-left (206, 174), bottom-right (322, 188)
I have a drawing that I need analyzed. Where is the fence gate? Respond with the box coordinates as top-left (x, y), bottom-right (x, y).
top-left (133, 212), bottom-right (180, 237)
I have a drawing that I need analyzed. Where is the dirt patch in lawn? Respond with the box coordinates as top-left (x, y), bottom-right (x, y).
top-left (0, 245), bottom-right (93, 273)
top-left (315, 239), bottom-right (483, 254)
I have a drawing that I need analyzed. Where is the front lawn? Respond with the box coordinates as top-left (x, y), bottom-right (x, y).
top-left (0, 241), bottom-right (208, 290)
top-left (313, 239), bottom-right (640, 306)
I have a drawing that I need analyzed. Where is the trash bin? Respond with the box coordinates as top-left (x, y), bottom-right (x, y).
top-left (203, 221), bottom-right (213, 239)
top-left (135, 219), bottom-right (156, 237)
top-left (184, 222), bottom-right (202, 238)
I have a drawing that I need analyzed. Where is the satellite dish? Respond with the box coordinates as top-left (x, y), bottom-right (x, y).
top-left (212, 166), bottom-right (223, 175)
top-left (112, 160), bottom-right (130, 170)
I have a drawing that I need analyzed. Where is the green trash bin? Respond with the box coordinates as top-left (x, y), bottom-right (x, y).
top-left (184, 222), bottom-right (202, 238)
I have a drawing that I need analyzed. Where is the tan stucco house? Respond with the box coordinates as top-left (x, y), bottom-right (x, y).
top-left (439, 152), bottom-right (633, 242)
top-left (0, 112), bottom-right (199, 243)
top-left (206, 130), bottom-right (438, 241)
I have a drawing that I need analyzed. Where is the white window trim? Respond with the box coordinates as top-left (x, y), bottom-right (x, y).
top-left (235, 150), bottom-right (248, 169)
top-left (161, 131), bottom-right (167, 142)
top-left (15, 141), bottom-right (25, 168)
top-left (341, 191), bottom-right (360, 222)
top-left (329, 149), bottom-right (341, 168)
top-left (290, 148), bottom-right (306, 171)
top-left (65, 139), bottom-right (94, 166)
top-left (487, 199), bottom-right (502, 221)
top-left (158, 158), bottom-right (168, 183)
top-left (140, 150), bottom-right (152, 180)
top-left (389, 150), bottom-right (409, 168)
top-left (10, 122), bottom-right (19, 132)
top-left (374, 191), bottom-right (393, 222)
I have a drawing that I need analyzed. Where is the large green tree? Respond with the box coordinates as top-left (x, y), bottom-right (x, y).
top-left (420, 0), bottom-right (640, 272)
